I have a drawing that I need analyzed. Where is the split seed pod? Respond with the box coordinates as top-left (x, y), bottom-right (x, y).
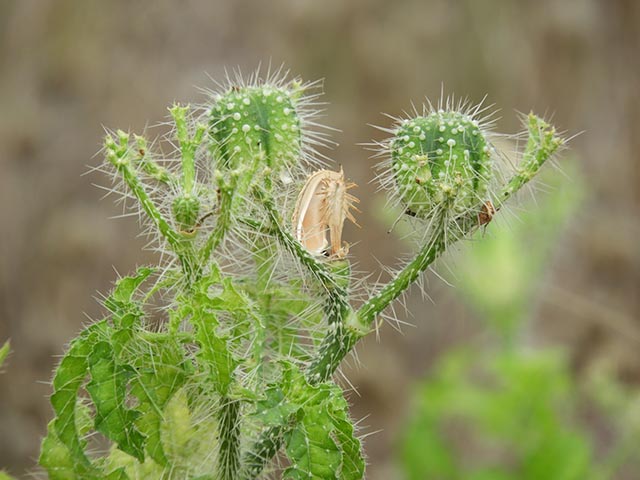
top-left (292, 168), bottom-right (360, 258)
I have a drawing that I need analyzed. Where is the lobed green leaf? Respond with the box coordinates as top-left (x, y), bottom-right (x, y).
top-left (44, 321), bottom-right (110, 477)
top-left (104, 267), bottom-right (153, 329)
top-left (130, 336), bottom-right (189, 466)
top-left (254, 363), bottom-right (365, 480)
top-left (87, 341), bottom-right (146, 462)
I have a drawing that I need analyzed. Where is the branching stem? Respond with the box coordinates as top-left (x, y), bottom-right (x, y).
top-left (243, 115), bottom-right (564, 478)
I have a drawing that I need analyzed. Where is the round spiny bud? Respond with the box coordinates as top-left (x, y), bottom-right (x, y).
top-left (209, 85), bottom-right (302, 178)
top-left (172, 194), bottom-right (201, 232)
top-left (391, 111), bottom-right (492, 216)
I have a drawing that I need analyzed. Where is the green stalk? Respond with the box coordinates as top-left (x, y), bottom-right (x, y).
top-left (216, 397), bottom-right (242, 480)
top-left (198, 157), bottom-right (263, 277)
top-left (170, 105), bottom-right (206, 194)
top-left (105, 137), bottom-right (196, 280)
top-left (496, 113), bottom-right (564, 207)
top-left (119, 166), bottom-right (181, 247)
top-left (308, 209), bottom-right (448, 384)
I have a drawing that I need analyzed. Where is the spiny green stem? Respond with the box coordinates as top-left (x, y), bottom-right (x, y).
top-left (120, 166), bottom-right (180, 247)
top-left (133, 134), bottom-right (174, 184)
top-left (198, 161), bottom-right (264, 278)
top-left (496, 114), bottom-right (563, 208)
top-left (252, 239), bottom-right (279, 381)
top-left (357, 222), bottom-right (447, 326)
top-left (170, 105), bottom-right (206, 193)
top-left (106, 138), bottom-right (197, 280)
top-left (308, 210), bottom-right (449, 385)
top-left (216, 397), bottom-right (242, 480)
top-left (307, 321), bottom-right (361, 384)
top-left (260, 190), bottom-right (355, 379)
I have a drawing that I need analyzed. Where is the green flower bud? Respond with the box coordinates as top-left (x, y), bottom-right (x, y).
top-left (172, 194), bottom-right (201, 232)
top-left (210, 85), bottom-right (302, 177)
top-left (391, 111), bottom-right (492, 216)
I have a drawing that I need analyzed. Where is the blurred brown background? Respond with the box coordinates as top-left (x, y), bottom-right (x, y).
top-left (0, 0), bottom-right (638, 478)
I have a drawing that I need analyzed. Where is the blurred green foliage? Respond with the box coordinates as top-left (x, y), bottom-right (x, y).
top-left (0, 341), bottom-right (9, 370)
top-left (401, 348), bottom-right (593, 480)
top-left (457, 164), bottom-right (583, 339)
top-left (398, 164), bottom-right (640, 479)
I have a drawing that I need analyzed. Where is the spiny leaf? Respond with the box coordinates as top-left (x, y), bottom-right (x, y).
top-left (104, 267), bottom-right (153, 328)
top-left (284, 387), bottom-right (364, 480)
top-left (284, 403), bottom-right (342, 480)
top-left (256, 363), bottom-right (365, 480)
top-left (39, 420), bottom-right (79, 480)
top-left (188, 277), bottom-right (240, 395)
top-left (192, 308), bottom-right (236, 394)
top-left (110, 267), bottom-right (154, 304)
top-left (44, 321), bottom-right (110, 476)
top-left (130, 336), bottom-right (188, 466)
top-left (327, 398), bottom-right (365, 480)
top-left (87, 341), bottom-right (145, 462)
top-left (255, 387), bottom-right (299, 428)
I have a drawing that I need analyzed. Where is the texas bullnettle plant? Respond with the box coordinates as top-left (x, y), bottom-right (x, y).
top-left (38, 70), bottom-right (565, 480)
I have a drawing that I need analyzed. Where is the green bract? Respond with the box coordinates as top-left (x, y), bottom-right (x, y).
top-left (391, 111), bottom-right (492, 216)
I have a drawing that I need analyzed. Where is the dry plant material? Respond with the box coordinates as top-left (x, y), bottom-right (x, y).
top-left (478, 200), bottom-right (496, 226)
top-left (292, 168), bottom-right (360, 258)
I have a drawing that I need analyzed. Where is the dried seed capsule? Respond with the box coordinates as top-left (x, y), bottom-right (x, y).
top-left (292, 168), bottom-right (359, 258)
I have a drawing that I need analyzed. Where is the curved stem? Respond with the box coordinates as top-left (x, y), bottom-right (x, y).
top-left (309, 209), bottom-right (449, 384)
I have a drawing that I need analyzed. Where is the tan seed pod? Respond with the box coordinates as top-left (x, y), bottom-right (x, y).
top-left (292, 167), bottom-right (360, 258)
